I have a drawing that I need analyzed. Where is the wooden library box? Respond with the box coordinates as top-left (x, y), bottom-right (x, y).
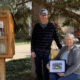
top-left (0, 9), bottom-right (15, 58)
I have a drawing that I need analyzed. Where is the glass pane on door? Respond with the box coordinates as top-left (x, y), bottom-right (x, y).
top-left (0, 39), bottom-right (6, 54)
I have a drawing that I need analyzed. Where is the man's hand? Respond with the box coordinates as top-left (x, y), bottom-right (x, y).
top-left (46, 64), bottom-right (50, 70)
top-left (57, 73), bottom-right (64, 76)
top-left (31, 52), bottom-right (36, 58)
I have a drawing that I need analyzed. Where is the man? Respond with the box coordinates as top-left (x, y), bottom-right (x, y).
top-left (31, 9), bottom-right (62, 80)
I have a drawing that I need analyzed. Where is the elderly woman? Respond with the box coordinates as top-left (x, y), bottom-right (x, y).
top-left (48, 33), bottom-right (80, 80)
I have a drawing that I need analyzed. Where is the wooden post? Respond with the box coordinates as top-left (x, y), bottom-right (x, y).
top-left (0, 59), bottom-right (6, 80)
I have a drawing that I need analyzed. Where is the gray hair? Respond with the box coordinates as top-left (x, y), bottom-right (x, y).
top-left (65, 33), bottom-right (75, 41)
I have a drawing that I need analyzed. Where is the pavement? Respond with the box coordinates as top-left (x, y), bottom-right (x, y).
top-left (6, 41), bottom-right (80, 61)
top-left (6, 44), bottom-right (31, 61)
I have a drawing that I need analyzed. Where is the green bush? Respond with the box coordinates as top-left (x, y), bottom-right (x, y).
top-left (6, 58), bottom-right (35, 80)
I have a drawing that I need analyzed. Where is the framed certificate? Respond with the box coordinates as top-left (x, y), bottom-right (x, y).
top-left (50, 60), bottom-right (65, 73)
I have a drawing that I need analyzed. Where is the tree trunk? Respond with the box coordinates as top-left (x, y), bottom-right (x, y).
top-left (31, 0), bottom-right (45, 78)
top-left (32, 0), bottom-right (45, 28)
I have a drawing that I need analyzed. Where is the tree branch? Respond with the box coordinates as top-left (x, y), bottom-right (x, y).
top-left (16, 0), bottom-right (32, 6)
top-left (45, 3), bottom-right (80, 23)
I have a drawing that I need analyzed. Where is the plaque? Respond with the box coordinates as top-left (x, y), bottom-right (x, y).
top-left (50, 60), bottom-right (65, 73)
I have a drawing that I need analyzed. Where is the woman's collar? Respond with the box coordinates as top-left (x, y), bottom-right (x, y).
top-left (65, 44), bottom-right (76, 50)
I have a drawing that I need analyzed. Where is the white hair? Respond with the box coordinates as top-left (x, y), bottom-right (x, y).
top-left (65, 33), bottom-right (75, 41)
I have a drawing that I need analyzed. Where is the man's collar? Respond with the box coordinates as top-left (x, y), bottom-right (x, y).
top-left (40, 21), bottom-right (48, 25)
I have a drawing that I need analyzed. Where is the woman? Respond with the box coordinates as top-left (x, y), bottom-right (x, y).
top-left (48, 33), bottom-right (80, 80)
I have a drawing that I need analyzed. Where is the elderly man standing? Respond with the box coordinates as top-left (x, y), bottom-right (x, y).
top-left (31, 9), bottom-right (62, 80)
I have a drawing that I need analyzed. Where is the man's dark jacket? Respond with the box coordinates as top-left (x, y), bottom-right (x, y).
top-left (31, 22), bottom-right (62, 52)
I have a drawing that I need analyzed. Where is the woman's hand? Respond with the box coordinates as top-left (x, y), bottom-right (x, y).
top-left (57, 73), bottom-right (64, 76)
top-left (46, 63), bottom-right (50, 70)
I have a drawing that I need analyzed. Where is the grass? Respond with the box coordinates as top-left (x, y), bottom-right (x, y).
top-left (6, 58), bottom-right (36, 80)
top-left (15, 39), bottom-right (30, 45)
